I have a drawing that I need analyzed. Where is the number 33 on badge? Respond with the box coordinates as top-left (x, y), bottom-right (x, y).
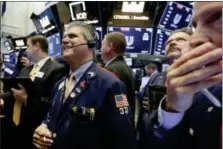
top-left (119, 107), bottom-right (129, 115)
top-left (114, 94), bottom-right (129, 115)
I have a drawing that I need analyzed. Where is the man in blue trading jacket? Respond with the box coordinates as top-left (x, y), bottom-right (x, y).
top-left (139, 2), bottom-right (222, 149)
top-left (33, 21), bottom-right (137, 149)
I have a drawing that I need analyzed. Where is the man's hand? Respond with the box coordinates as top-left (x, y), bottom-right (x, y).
top-left (0, 99), bottom-right (5, 118)
top-left (142, 98), bottom-right (150, 111)
top-left (33, 124), bottom-right (54, 149)
top-left (20, 57), bottom-right (31, 67)
top-left (165, 42), bottom-right (222, 112)
top-left (11, 84), bottom-right (28, 103)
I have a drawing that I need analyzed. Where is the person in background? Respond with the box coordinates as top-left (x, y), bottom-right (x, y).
top-left (101, 32), bottom-right (136, 122)
top-left (139, 2), bottom-right (222, 149)
top-left (32, 21), bottom-right (137, 149)
top-left (0, 35), bottom-right (67, 149)
top-left (137, 27), bottom-right (192, 145)
top-left (136, 63), bottom-right (159, 138)
top-left (147, 27), bottom-right (193, 88)
top-left (139, 63), bottom-right (159, 92)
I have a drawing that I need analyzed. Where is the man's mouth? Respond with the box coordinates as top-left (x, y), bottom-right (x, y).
top-left (63, 46), bottom-right (73, 51)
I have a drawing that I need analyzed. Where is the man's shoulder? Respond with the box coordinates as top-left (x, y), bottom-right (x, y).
top-left (96, 66), bottom-right (120, 82)
top-left (47, 59), bottom-right (65, 69)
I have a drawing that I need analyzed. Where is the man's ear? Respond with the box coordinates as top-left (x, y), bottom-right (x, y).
top-left (35, 42), bottom-right (41, 51)
top-left (108, 42), bottom-right (113, 52)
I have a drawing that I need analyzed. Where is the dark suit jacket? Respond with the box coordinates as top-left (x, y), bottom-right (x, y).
top-left (44, 62), bottom-right (137, 149)
top-left (139, 84), bottom-right (222, 149)
top-left (1, 58), bottom-right (68, 149)
top-left (105, 56), bottom-right (135, 117)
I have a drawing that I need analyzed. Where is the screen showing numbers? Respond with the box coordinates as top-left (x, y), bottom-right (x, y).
top-left (107, 27), bottom-right (153, 53)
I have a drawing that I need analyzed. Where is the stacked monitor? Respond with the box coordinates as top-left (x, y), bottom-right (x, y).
top-left (152, 2), bottom-right (193, 56)
top-left (107, 27), bottom-right (153, 54)
top-left (153, 29), bottom-right (171, 56)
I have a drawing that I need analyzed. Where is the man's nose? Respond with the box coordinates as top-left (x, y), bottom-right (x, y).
top-left (62, 37), bottom-right (71, 45)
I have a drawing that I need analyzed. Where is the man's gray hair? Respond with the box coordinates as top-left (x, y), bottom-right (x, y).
top-left (65, 21), bottom-right (96, 42)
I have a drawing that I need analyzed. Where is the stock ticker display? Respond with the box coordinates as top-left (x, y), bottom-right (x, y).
top-left (158, 2), bottom-right (193, 31)
top-left (107, 27), bottom-right (153, 53)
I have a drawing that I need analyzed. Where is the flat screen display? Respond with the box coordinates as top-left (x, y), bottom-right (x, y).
top-left (107, 27), bottom-right (153, 53)
top-left (47, 32), bottom-right (62, 57)
top-left (36, 8), bottom-right (59, 34)
top-left (2, 52), bottom-right (17, 65)
top-left (56, 1), bottom-right (101, 26)
top-left (11, 37), bottom-right (27, 50)
top-left (153, 28), bottom-right (171, 56)
top-left (95, 27), bottom-right (103, 51)
top-left (158, 2), bottom-right (193, 31)
top-left (124, 58), bottom-right (132, 67)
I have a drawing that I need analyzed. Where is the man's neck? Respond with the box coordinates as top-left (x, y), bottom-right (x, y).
top-left (70, 57), bottom-right (93, 72)
top-left (36, 54), bottom-right (48, 63)
top-left (105, 54), bottom-right (123, 65)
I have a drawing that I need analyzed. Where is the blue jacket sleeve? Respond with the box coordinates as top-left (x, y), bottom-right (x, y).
top-left (102, 80), bottom-right (138, 149)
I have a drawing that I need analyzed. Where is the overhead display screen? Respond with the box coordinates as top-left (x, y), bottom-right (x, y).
top-left (47, 32), bottom-right (62, 57)
top-left (34, 8), bottom-right (59, 34)
top-left (107, 27), bottom-right (153, 54)
top-left (11, 37), bottom-right (27, 50)
top-left (108, 2), bottom-right (157, 27)
top-left (56, 1), bottom-right (101, 26)
top-left (158, 2), bottom-right (193, 31)
top-left (95, 27), bottom-right (103, 52)
top-left (153, 28), bottom-right (171, 56)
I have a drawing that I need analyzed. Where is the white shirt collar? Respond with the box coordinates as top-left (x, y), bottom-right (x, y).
top-left (36, 57), bottom-right (50, 70)
top-left (150, 70), bottom-right (158, 77)
top-left (105, 56), bottom-right (117, 67)
top-left (70, 60), bottom-right (93, 83)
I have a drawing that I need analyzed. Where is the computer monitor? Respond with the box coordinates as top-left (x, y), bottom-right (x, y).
top-left (2, 52), bottom-right (17, 65)
top-left (95, 27), bottom-right (103, 51)
top-left (153, 28), bottom-right (171, 56)
top-left (158, 2), bottom-right (193, 31)
top-left (124, 58), bottom-right (132, 67)
top-left (107, 27), bottom-right (153, 53)
top-left (3, 40), bottom-right (14, 52)
top-left (34, 8), bottom-right (59, 34)
top-left (11, 37), bottom-right (27, 50)
top-left (47, 32), bottom-right (62, 57)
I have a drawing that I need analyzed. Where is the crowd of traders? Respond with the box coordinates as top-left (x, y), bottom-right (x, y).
top-left (0, 2), bottom-right (222, 149)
